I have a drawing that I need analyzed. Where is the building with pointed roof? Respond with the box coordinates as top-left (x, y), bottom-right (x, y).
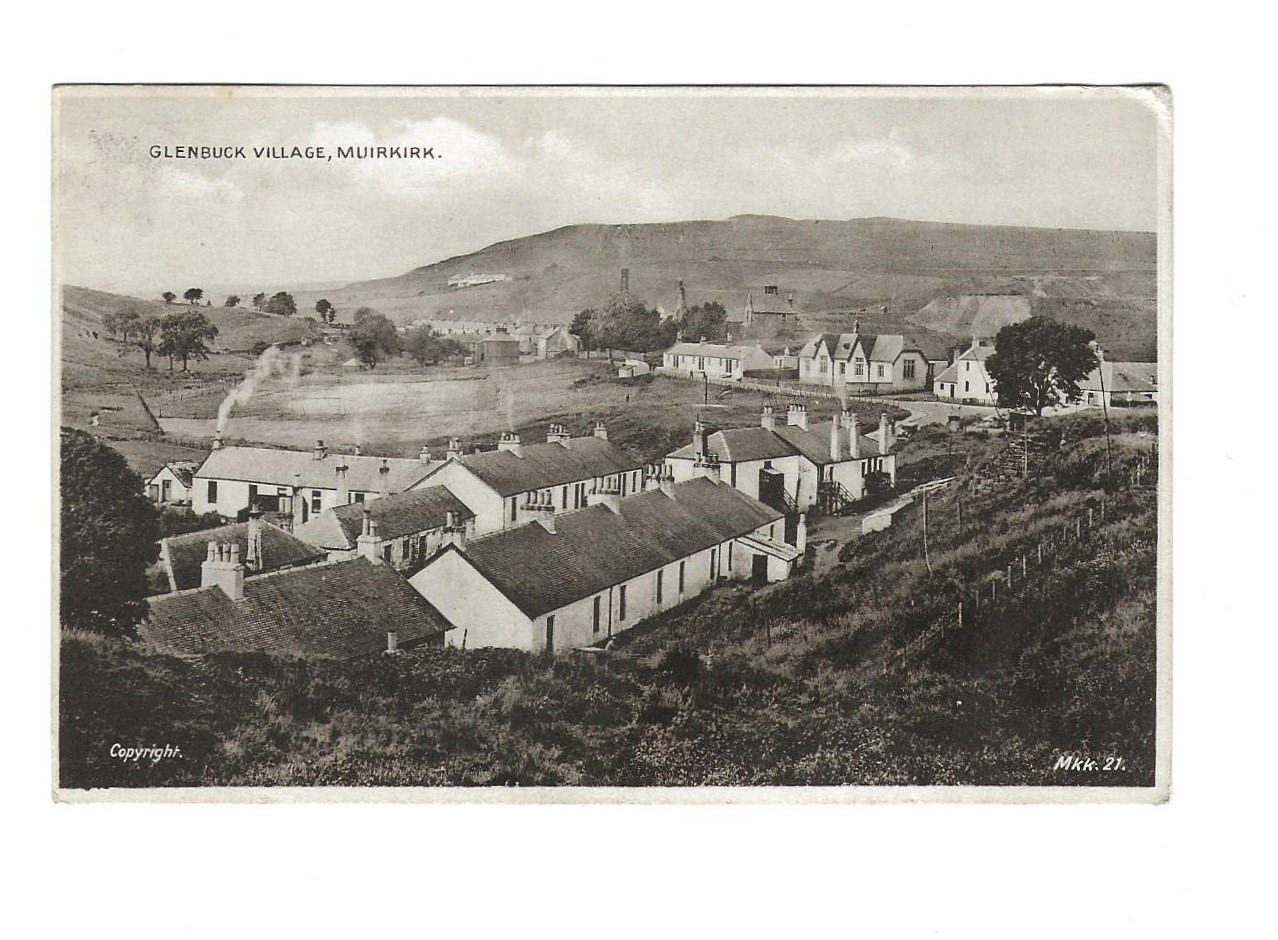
top-left (408, 476), bottom-right (799, 654)
top-left (413, 424), bottom-right (645, 535)
top-left (660, 340), bottom-right (775, 379)
top-left (797, 324), bottom-right (931, 391)
top-left (665, 404), bottom-right (897, 515)
top-left (143, 461), bottom-right (199, 505)
top-left (152, 514), bottom-right (325, 594)
top-left (1078, 346), bottom-right (1158, 408)
top-left (933, 338), bottom-right (999, 404)
top-left (141, 553), bottom-right (452, 659)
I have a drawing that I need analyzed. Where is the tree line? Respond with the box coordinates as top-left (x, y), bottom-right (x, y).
top-left (103, 308), bottom-right (219, 371)
top-left (569, 292), bottom-right (730, 354)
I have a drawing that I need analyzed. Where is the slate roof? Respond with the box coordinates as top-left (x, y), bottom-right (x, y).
top-left (666, 342), bottom-right (769, 360)
top-left (432, 477), bottom-right (783, 619)
top-left (1080, 361), bottom-right (1158, 393)
top-left (196, 445), bottom-right (438, 494)
top-left (152, 461), bottom-right (198, 488)
top-left (157, 520), bottom-right (325, 593)
top-left (293, 485), bottom-right (474, 551)
top-left (668, 422), bottom-right (884, 465)
top-left (444, 436), bottom-right (643, 497)
top-left (141, 557), bottom-right (452, 658)
top-left (746, 290), bottom-right (794, 315)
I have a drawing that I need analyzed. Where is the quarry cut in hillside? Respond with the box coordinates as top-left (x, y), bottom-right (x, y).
top-left (908, 293), bottom-right (1034, 337)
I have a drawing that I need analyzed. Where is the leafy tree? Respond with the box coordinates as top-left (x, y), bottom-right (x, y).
top-left (128, 315), bottom-right (163, 369)
top-left (349, 313), bottom-right (402, 369)
top-left (679, 301), bottom-right (728, 343)
top-left (161, 291), bottom-right (176, 305)
top-left (103, 308), bottom-right (140, 341)
top-left (352, 306), bottom-right (374, 324)
top-left (985, 316), bottom-right (1100, 416)
top-left (569, 308), bottom-right (596, 351)
top-left (183, 287), bottom-right (204, 305)
top-left (590, 293), bottom-right (675, 354)
top-left (224, 294), bottom-right (241, 307)
top-left (315, 299), bottom-right (336, 323)
top-left (60, 428), bottom-right (161, 637)
top-left (251, 292), bottom-right (266, 311)
top-left (158, 311), bottom-right (219, 372)
top-left (264, 291), bottom-right (297, 316)
top-left (404, 324), bottom-right (465, 366)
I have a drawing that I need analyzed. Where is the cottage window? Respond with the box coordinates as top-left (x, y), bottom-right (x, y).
top-left (710, 548), bottom-right (718, 579)
top-left (903, 359), bottom-right (916, 380)
top-left (545, 616), bottom-right (555, 653)
top-left (353, 492), bottom-right (364, 503)
top-left (698, 357), bottom-right (705, 371)
top-left (311, 490), bottom-right (322, 513)
top-left (854, 360), bottom-right (863, 376)
top-left (876, 364), bottom-right (885, 379)
top-left (965, 381), bottom-right (970, 393)
top-left (819, 358), bottom-right (827, 374)
top-left (657, 570), bottom-right (664, 604)
top-left (965, 362), bottom-right (971, 372)
top-left (562, 486), bottom-right (568, 509)
top-left (727, 542), bottom-right (733, 572)
top-left (248, 483), bottom-right (258, 503)
top-left (510, 498), bottom-right (517, 522)
top-left (985, 383), bottom-right (990, 393)
top-left (593, 596), bottom-right (601, 634)
top-left (838, 362), bottom-right (846, 376)
top-left (619, 585), bottom-right (627, 622)
top-left (678, 560), bottom-right (685, 593)
top-left (207, 481), bottom-right (217, 504)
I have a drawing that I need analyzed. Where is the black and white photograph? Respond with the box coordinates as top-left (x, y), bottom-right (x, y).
top-left (52, 85), bottom-right (1169, 799)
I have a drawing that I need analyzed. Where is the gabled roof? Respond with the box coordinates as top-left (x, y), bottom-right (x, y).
top-left (158, 520), bottom-right (325, 593)
top-left (293, 485), bottom-right (473, 551)
top-left (150, 461), bottom-right (198, 488)
top-left (431, 477), bottom-right (782, 619)
top-left (934, 362), bottom-right (960, 384)
top-left (142, 557), bottom-right (451, 659)
top-left (668, 426), bottom-right (797, 463)
top-left (746, 290), bottom-right (794, 315)
top-left (669, 420), bottom-right (889, 465)
top-left (477, 333), bottom-right (520, 344)
top-left (1080, 361), bottom-right (1158, 393)
top-left (196, 445), bottom-right (438, 494)
top-left (443, 436), bottom-right (643, 497)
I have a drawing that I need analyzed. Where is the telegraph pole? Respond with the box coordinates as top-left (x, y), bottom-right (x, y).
top-left (922, 492), bottom-right (932, 573)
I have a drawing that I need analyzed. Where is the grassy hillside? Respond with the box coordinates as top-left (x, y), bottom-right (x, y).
top-left (61, 285), bottom-right (323, 388)
top-left (59, 411), bottom-right (1158, 789)
top-left (289, 216), bottom-right (1155, 353)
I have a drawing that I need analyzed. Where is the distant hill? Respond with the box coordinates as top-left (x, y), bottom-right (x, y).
top-left (61, 285), bottom-right (323, 388)
top-left (290, 215), bottom-right (1157, 358)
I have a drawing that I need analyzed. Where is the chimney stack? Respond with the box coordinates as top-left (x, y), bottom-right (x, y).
top-left (659, 469), bottom-right (676, 500)
top-left (385, 631), bottom-right (399, 655)
top-left (694, 452), bottom-right (722, 485)
top-left (446, 437), bottom-right (463, 460)
top-left (786, 403), bottom-right (808, 431)
top-left (497, 431), bottom-right (523, 457)
top-left (830, 411), bottom-right (842, 461)
top-left (879, 413), bottom-right (890, 456)
top-left (246, 504), bottom-right (263, 571)
top-left (848, 412), bottom-right (860, 458)
top-left (586, 486), bottom-right (622, 514)
top-left (546, 424), bottom-right (570, 445)
top-left (313, 440), bottom-right (327, 461)
top-left (200, 541), bottom-right (245, 601)
top-left (443, 509), bottom-right (468, 551)
top-left (419, 445), bottom-right (432, 464)
top-left (353, 444), bottom-right (361, 457)
top-left (378, 458), bottom-right (391, 498)
top-left (761, 405), bottom-right (776, 431)
top-left (692, 419), bottom-right (708, 456)
top-left (795, 513), bottom-right (808, 554)
top-left (357, 507), bottom-right (382, 563)
top-left (593, 421), bottom-right (608, 441)
top-left (335, 462), bottom-right (349, 507)
top-left (212, 429), bottom-right (223, 450)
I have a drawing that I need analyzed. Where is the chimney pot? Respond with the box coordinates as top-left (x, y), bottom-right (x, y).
top-left (593, 421), bottom-right (608, 441)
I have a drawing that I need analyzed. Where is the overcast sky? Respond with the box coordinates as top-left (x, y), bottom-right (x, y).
top-left (55, 87), bottom-right (1163, 294)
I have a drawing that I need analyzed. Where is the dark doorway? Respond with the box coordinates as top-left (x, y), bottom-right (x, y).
top-left (758, 468), bottom-right (787, 513)
top-left (751, 553), bottom-right (768, 585)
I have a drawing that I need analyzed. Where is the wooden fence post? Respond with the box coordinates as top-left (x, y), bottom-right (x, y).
top-left (958, 600), bottom-right (964, 628)
top-left (1089, 507), bottom-right (1094, 529)
top-left (1007, 564), bottom-right (1014, 588)
top-left (1037, 543), bottom-right (1043, 566)
top-left (1076, 518), bottom-right (1082, 539)
top-left (1022, 554), bottom-right (1027, 577)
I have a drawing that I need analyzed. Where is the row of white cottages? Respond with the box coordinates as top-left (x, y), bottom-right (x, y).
top-left (142, 416), bottom-right (854, 657)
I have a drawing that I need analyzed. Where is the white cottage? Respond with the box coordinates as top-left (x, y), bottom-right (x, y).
top-left (409, 476), bottom-right (802, 654)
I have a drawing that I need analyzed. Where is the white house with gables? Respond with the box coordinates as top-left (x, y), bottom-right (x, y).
top-left (933, 338), bottom-right (999, 405)
top-left (665, 404), bottom-right (897, 516)
top-left (408, 475), bottom-right (801, 654)
top-left (797, 326), bottom-right (930, 391)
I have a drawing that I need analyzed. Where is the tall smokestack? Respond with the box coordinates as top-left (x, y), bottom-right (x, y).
top-left (212, 429), bottom-right (223, 450)
top-left (378, 458), bottom-right (391, 497)
top-left (692, 419), bottom-right (708, 457)
top-left (849, 412), bottom-right (860, 459)
top-left (879, 413), bottom-right (890, 456)
top-left (830, 412), bottom-right (842, 461)
top-left (335, 462), bottom-right (349, 506)
top-left (246, 503), bottom-right (263, 571)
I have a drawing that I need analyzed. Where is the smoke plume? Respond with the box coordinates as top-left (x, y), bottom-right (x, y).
top-left (216, 345), bottom-right (303, 433)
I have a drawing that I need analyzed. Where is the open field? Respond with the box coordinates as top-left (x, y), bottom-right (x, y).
top-left (156, 352), bottom-right (909, 464)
